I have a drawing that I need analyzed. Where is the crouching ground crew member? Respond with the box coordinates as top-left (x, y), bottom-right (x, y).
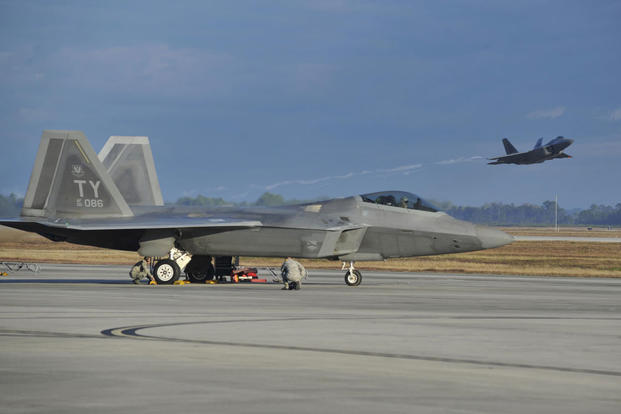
top-left (280, 257), bottom-right (307, 290)
top-left (129, 258), bottom-right (156, 285)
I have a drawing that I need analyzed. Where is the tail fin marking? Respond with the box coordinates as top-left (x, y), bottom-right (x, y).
top-left (22, 130), bottom-right (133, 218)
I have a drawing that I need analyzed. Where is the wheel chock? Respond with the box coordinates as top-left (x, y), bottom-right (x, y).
top-left (149, 280), bottom-right (157, 285)
top-left (173, 280), bottom-right (190, 285)
top-left (0, 272), bottom-right (8, 276)
top-left (206, 280), bottom-right (217, 285)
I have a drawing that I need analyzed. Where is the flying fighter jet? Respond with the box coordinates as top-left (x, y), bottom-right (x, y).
top-left (0, 130), bottom-right (513, 286)
top-left (488, 136), bottom-right (574, 165)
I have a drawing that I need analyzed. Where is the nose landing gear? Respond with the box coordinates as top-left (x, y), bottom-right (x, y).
top-left (342, 261), bottom-right (362, 286)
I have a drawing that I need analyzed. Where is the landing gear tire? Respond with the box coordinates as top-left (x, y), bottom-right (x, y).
top-left (185, 256), bottom-right (214, 283)
top-left (187, 266), bottom-right (214, 283)
top-left (344, 270), bottom-right (362, 286)
top-left (153, 259), bottom-right (180, 284)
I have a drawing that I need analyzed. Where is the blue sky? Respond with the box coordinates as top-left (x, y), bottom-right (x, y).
top-left (1, 0), bottom-right (620, 208)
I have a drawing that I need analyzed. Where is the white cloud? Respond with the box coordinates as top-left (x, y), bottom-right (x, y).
top-left (334, 172), bottom-right (355, 179)
top-left (1, 43), bottom-right (338, 103)
top-left (609, 108), bottom-right (621, 121)
top-left (34, 44), bottom-right (339, 100)
top-left (378, 164), bottom-right (423, 173)
top-left (264, 168), bottom-right (379, 191)
top-left (259, 154), bottom-right (484, 192)
top-left (18, 107), bottom-right (53, 122)
top-left (435, 156), bottom-right (483, 165)
top-left (265, 176), bottom-right (333, 191)
top-left (526, 106), bottom-right (565, 119)
top-left (53, 44), bottom-right (238, 97)
top-left (261, 156), bottom-right (484, 191)
top-left (402, 168), bottom-right (423, 176)
top-left (0, 47), bottom-right (46, 85)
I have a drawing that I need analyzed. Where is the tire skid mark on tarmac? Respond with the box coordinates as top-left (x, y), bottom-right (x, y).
top-left (101, 317), bottom-right (621, 378)
top-left (0, 329), bottom-right (103, 339)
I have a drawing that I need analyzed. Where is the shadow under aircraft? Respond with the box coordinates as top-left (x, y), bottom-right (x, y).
top-left (488, 136), bottom-right (574, 165)
top-left (1, 130), bottom-right (513, 286)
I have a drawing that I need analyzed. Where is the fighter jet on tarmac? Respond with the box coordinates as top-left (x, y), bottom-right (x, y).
top-left (488, 136), bottom-right (574, 165)
top-left (1, 130), bottom-right (513, 287)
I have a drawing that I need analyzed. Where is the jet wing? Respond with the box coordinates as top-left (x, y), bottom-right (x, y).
top-left (1, 215), bottom-right (365, 232)
top-left (1, 215), bottom-right (367, 257)
top-left (0, 216), bottom-right (262, 231)
top-left (487, 152), bottom-right (527, 164)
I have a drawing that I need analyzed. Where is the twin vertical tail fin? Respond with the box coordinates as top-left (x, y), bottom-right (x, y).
top-left (502, 138), bottom-right (518, 155)
top-left (22, 130), bottom-right (134, 219)
top-left (98, 136), bottom-right (164, 206)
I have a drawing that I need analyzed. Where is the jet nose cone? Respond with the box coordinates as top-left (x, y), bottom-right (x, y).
top-left (475, 225), bottom-right (514, 249)
top-left (566, 138), bottom-right (574, 145)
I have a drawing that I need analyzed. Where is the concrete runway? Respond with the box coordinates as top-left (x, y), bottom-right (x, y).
top-left (1, 264), bottom-right (620, 413)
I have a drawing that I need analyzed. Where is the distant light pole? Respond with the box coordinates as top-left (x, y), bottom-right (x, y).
top-left (555, 194), bottom-right (558, 232)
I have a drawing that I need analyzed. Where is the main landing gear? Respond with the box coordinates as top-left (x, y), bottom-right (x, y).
top-left (147, 250), bottom-right (228, 285)
top-left (153, 259), bottom-right (180, 284)
top-left (142, 253), bottom-right (366, 287)
top-left (185, 255), bottom-right (215, 283)
top-left (342, 261), bottom-right (362, 286)
top-left (152, 248), bottom-right (192, 284)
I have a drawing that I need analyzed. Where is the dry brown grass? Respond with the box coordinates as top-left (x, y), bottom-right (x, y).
top-left (502, 226), bottom-right (621, 238)
top-left (0, 227), bottom-right (140, 264)
top-left (1, 226), bottom-right (620, 277)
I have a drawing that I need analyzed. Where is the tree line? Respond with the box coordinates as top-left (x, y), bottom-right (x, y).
top-left (175, 192), bottom-right (320, 208)
top-left (0, 194), bottom-right (22, 217)
top-left (1, 192), bottom-right (620, 226)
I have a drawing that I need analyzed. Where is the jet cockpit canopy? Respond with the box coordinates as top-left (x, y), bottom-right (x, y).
top-left (360, 191), bottom-right (439, 212)
top-left (548, 136), bottom-right (564, 144)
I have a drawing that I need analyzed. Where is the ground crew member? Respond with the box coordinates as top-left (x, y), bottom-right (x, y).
top-left (399, 196), bottom-right (409, 208)
top-left (280, 257), bottom-right (307, 290)
top-left (129, 258), bottom-right (156, 284)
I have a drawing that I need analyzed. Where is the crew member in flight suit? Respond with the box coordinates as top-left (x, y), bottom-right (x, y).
top-left (129, 257), bottom-right (156, 284)
top-left (280, 257), bottom-right (307, 290)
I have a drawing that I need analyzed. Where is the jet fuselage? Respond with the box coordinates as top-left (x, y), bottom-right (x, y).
top-left (8, 193), bottom-right (511, 262)
top-left (489, 136), bottom-right (574, 165)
